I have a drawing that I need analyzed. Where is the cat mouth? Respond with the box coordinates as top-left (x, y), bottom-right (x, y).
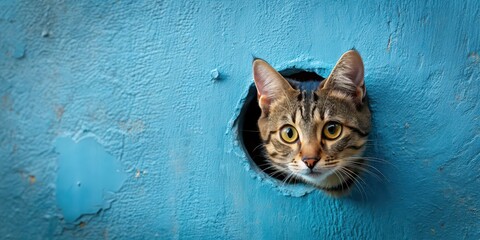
top-left (306, 171), bottom-right (322, 176)
top-left (303, 170), bottom-right (325, 178)
top-left (297, 169), bottom-right (357, 196)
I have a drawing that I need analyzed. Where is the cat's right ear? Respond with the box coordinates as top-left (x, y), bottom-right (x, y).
top-left (253, 59), bottom-right (294, 115)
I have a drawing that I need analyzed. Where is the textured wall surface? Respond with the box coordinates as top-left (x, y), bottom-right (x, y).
top-left (1, 0), bottom-right (479, 239)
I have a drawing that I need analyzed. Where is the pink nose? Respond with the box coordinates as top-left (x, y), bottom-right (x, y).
top-left (302, 158), bottom-right (319, 169)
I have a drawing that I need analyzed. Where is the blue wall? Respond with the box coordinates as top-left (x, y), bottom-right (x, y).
top-left (1, 0), bottom-right (479, 239)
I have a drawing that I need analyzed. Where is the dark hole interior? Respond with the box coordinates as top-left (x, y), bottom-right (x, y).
top-left (240, 69), bottom-right (325, 183)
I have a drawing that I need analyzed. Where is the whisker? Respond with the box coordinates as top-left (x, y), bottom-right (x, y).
top-left (332, 171), bottom-right (345, 193)
top-left (252, 143), bottom-right (265, 153)
top-left (362, 157), bottom-right (391, 163)
top-left (339, 167), bottom-right (368, 201)
top-left (281, 172), bottom-right (295, 186)
top-left (343, 167), bottom-right (368, 187)
top-left (349, 164), bottom-right (385, 183)
top-left (340, 169), bottom-right (365, 201)
top-left (260, 165), bottom-right (280, 172)
top-left (343, 156), bottom-right (397, 170)
top-left (344, 156), bottom-right (390, 163)
top-left (270, 169), bottom-right (287, 179)
top-left (240, 130), bottom-right (260, 133)
top-left (348, 161), bottom-right (389, 182)
top-left (323, 161), bottom-right (340, 167)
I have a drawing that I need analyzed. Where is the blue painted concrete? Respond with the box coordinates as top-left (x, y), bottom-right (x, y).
top-left (1, 0), bottom-right (479, 239)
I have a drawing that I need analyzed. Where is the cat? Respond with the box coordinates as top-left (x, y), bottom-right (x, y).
top-left (252, 50), bottom-right (371, 197)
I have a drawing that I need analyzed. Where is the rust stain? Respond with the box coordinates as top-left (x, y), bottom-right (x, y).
top-left (55, 106), bottom-right (65, 120)
top-left (28, 175), bottom-right (36, 184)
top-left (386, 36), bottom-right (392, 52)
top-left (119, 119), bottom-right (145, 135)
top-left (2, 94), bottom-right (13, 111)
top-left (468, 51), bottom-right (479, 64)
top-left (103, 228), bottom-right (109, 240)
top-left (1, 94), bottom-right (8, 107)
top-left (18, 171), bottom-right (36, 184)
top-left (135, 169), bottom-right (147, 178)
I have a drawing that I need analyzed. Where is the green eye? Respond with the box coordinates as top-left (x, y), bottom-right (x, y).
top-left (323, 122), bottom-right (342, 140)
top-left (280, 125), bottom-right (298, 143)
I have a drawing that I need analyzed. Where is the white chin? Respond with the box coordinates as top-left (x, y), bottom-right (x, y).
top-left (300, 172), bottom-right (330, 184)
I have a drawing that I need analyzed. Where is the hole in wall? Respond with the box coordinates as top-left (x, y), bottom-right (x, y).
top-left (238, 67), bottom-right (325, 185)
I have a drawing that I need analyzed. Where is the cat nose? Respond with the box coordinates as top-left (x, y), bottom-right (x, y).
top-left (302, 157), bottom-right (319, 169)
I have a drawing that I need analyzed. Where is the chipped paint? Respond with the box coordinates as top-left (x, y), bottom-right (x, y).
top-left (54, 136), bottom-right (126, 223)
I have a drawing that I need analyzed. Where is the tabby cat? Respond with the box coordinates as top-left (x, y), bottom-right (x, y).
top-left (252, 50), bottom-right (371, 197)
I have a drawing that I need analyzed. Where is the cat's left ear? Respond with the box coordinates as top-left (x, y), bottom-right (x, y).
top-left (319, 50), bottom-right (366, 104)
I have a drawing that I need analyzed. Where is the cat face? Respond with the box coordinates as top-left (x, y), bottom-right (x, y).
top-left (252, 50), bottom-right (371, 196)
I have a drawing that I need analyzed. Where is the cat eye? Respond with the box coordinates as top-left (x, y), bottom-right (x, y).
top-left (323, 122), bottom-right (342, 140)
top-left (280, 125), bottom-right (299, 143)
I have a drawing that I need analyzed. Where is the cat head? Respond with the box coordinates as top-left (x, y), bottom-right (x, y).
top-left (252, 50), bottom-right (371, 196)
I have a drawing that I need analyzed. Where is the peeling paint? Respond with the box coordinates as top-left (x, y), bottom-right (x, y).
top-left (54, 136), bottom-right (126, 223)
